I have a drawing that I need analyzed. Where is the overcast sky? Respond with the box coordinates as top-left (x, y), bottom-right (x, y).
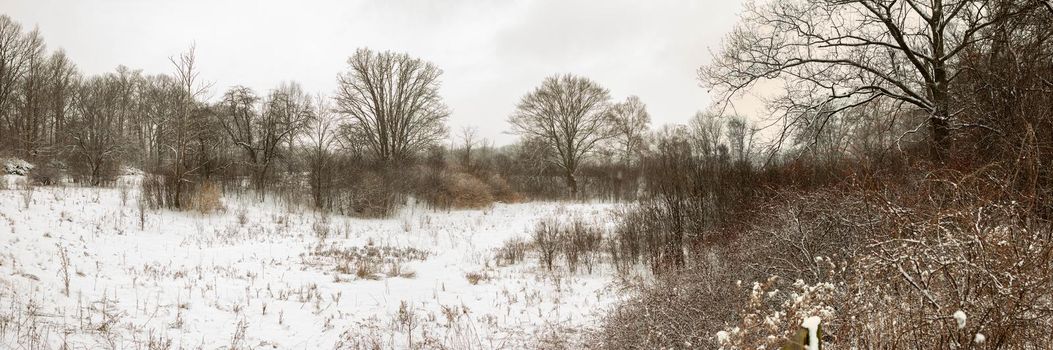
top-left (4, 0), bottom-right (746, 145)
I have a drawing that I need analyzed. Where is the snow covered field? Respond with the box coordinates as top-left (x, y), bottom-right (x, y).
top-left (0, 177), bottom-right (625, 349)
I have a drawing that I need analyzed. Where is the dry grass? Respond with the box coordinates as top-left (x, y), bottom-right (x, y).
top-left (191, 181), bottom-right (224, 213)
top-left (307, 244), bottom-right (429, 281)
top-left (464, 271), bottom-right (490, 285)
top-left (495, 237), bottom-right (529, 266)
top-left (420, 171), bottom-right (496, 210)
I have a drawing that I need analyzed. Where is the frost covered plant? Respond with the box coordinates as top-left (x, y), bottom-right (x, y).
top-left (58, 247), bottom-right (71, 296)
top-left (395, 300), bottom-right (418, 346)
top-left (843, 197), bottom-right (1053, 348)
top-left (313, 214), bottom-right (331, 241)
top-left (2, 158), bottom-right (33, 176)
top-left (716, 275), bottom-right (839, 350)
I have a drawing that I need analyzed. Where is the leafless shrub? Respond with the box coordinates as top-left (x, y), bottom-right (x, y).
top-left (618, 123), bottom-right (756, 274)
top-left (563, 219), bottom-right (603, 273)
top-left (485, 173), bottom-right (523, 203)
top-left (313, 214), bottom-right (331, 241)
top-left (419, 171), bottom-right (494, 209)
top-left (535, 325), bottom-right (575, 349)
top-left (592, 244), bottom-right (746, 349)
top-left (533, 219), bottom-right (560, 271)
top-left (495, 237), bottom-right (529, 266)
top-left (1, 298), bottom-right (53, 349)
top-left (530, 217), bottom-right (606, 273)
top-left (345, 170), bottom-right (400, 218)
top-left (609, 207), bottom-right (647, 274)
top-left (144, 332), bottom-right (173, 350)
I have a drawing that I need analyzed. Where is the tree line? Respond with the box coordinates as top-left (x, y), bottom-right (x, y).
top-left (0, 14), bottom-right (660, 215)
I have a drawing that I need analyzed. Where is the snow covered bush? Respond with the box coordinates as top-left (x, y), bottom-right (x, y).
top-left (596, 161), bottom-right (1053, 349)
top-left (839, 173), bottom-right (1053, 348)
top-left (2, 158), bottom-right (33, 176)
top-left (715, 276), bottom-right (840, 350)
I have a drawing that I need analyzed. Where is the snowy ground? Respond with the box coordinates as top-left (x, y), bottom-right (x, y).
top-left (0, 177), bottom-right (627, 349)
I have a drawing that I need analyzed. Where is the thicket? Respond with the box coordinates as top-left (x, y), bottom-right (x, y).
top-left (593, 1), bottom-right (1053, 347)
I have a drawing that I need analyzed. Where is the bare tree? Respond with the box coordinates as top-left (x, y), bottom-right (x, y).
top-left (0, 15), bottom-right (33, 152)
top-left (701, 0), bottom-right (1039, 160)
top-left (138, 74), bottom-right (179, 171)
top-left (689, 111), bottom-right (726, 161)
top-left (218, 82), bottom-right (311, 199)
top-left (509, 74), bottom-right (613, 197)
top-left (304, 94), bottom-right (341, 209)
top-left (458, 126), bottom-right (479, 169)
top-left (335, 48), bottom-right (449, 164)
top-left (69, 75), bottom-right (123, 185)
top-left (167, 44), bottom-right (211, 208)
top-left (12, 28), bottom-right (46, 156)
top-left (42, 50), bottom-right (78, 156)
top-left (606, 95), bottom-right (651, 166)
top-left (724, 116), bottom-right (757, 165)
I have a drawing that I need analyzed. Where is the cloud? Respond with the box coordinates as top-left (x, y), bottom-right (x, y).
top-left (4, 0), bottom-right (746, 144)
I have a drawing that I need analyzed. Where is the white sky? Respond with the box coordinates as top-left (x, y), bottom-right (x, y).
top-left (3, 0), bottom-right (747, 145)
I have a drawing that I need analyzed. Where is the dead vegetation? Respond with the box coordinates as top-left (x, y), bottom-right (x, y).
top-left (304, 244), bottom-right (428, 281)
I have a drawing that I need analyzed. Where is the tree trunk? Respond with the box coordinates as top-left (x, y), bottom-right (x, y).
top-left (253, 167), bottom-right (267, 202)
top-left (565, 172), bottom-right (578, 198)
top-left (930, 112), bottom-right (951, 161)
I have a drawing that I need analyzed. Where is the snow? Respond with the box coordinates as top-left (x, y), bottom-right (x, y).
top-left (1, 158), bottom-right (33, 176)
top-left (0, 175), bottom-right (23, 189)
top-left (0, 185), bottom-right (625, 348)
top-left (801, 315), bottom-right (821, 329)
top-left (953, 310), bottom-right (967, 329)
top-left (715, 330), bottom-right (729, 344)
top-left (801, 316), bottom-right (821, 350)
